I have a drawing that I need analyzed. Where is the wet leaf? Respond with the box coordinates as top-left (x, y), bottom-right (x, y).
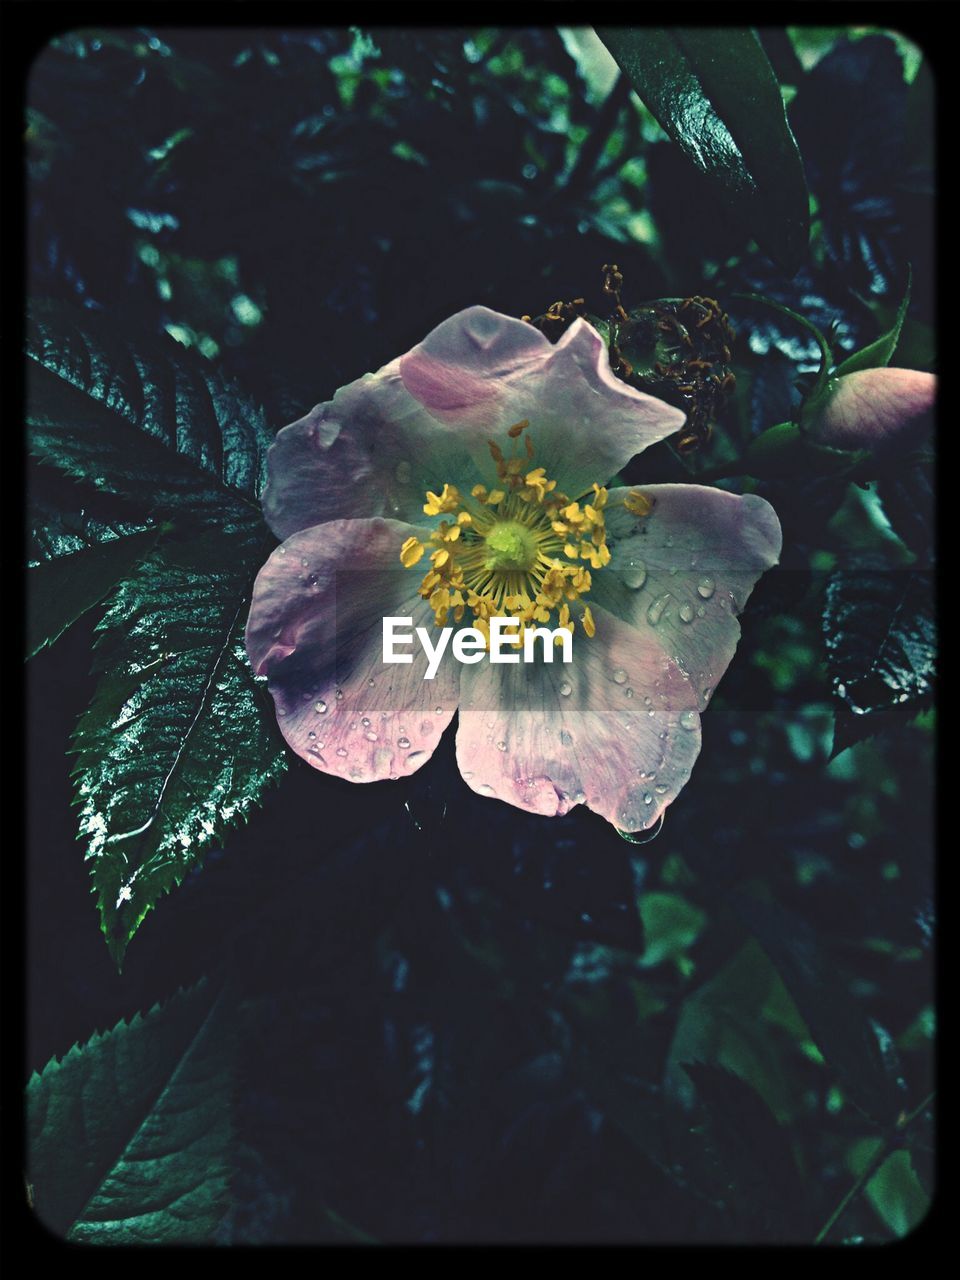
top-left (595, 27), bottom-right (809, 268)
top-left (823, 568), bottom-right (935, 756)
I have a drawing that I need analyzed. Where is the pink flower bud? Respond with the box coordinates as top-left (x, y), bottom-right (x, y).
top-left (813, 368), bottom-right (936, 451)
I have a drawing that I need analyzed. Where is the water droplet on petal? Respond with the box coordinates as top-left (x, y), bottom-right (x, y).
top-left (335, 688), bottom-right (344, 701)
top-left (365, 731), bottom-right (378, 741)
top-left (655, 784), bottom-right (668, 795)
top-left (647, 593), bottom-right (672, 626)
top-left (560, 728), bottom-right (573, 746)
top-left (643, 792), bottom-right (653, 805)
top-left (622, 561), bottom-right (647, 590)
top-left (496, 740), bottom-right (507, 751)
top-left (702, 686), bottom-right (712, 702)
top-left (559, 680), bottom-right (572, 697)
top-left (398, 736), bottom-right (411, 749)
top-left (679, 708), bottom-right (698, 731)
top-left (624, 687), bottom-right (634, 698)
top-left (336, 747), bottom-right (348, 757)
top-left (611, 668), bottom-right (627, 685)
top-left (697, 577), bottom-right (715, 599)
top-left (301, 557), bottom-right (309, 567)
top-left (408, 750), bottom-right (427, 764)
top-left (679, 603), bottom-right (695, 623)
top-left (308, 731), bottom-right (316, 740)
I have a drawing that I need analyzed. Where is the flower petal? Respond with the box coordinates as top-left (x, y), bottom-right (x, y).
top-left (261, 362), bottom-right (478, 540)
top-left (400, 307), bottom-right (687, 493)
top-left (246, 517), bottom-right (459, 781)
top-left (815, 367), bottom-right (936, 451)
top-left (598, 485), bottom-right (782, 709)
top-left (454, 603), bottom-right (701, 831)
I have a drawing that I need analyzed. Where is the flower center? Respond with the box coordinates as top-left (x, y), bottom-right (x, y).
top-left (482, 519), bottom-right (538, 572)
top-left (399, 421), bottom-right (654, 646)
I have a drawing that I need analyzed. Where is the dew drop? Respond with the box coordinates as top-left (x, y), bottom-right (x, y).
top-left (435, 706), bottom-right (443, 716)
top-left (365, 731), bottom-right (378, 742)
top-left (308, 731), bottom-right (316, 740)
top-left (315, 700), bottom-right (327, 715)
top-left (335, 688), bottom-right (344, 701)
top-left (702, 686), bottom-right (713, 702)
top-left (697, 606), bottom-right (706, 618)
top-left (622, 561), bottom-right (647, 590)
top-left (697, 577), bottom-right (715, 599)
top-left (679, 708), bottom-right (698, 731)
top-left (655, 784), bottom-right (668, 795)
top-left (398, 736), bottom-right (411, 749)
top-left (361, 717), bottom-right (371, 728)
top-left (408, 750), bottom-right (427, 764)
top-left (367, 678), bottom-right (375, 688)
top-left (611, 667), bottom-right (627, 685)
top-left (496, 740), bottom-right (507, 752)
top-left (624, 687), bottom-right (634, 699)
top-left (643, 792), bottom-right (653, 805)
top-left (647, 593), bottom-right (671, 626)
top-left (559, 680), bottom-right (572, 697)
top-left (301, 557), bottom-right (309, 567)
top-left (335, 747), bottom-right (348, 757)
top-left (560, 729), bottom-right (573, 746)
top-left (679, 602), bottom-right (695, 623)
top-left (478, 782), bottom-right (497, 796)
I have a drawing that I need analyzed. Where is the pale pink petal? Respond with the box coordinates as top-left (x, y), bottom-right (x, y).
top-left (261, 361), bottom-right (479, 541)
top-left (400, 307), bottom-right (687, 495)
top-left (246, 517), bottom-right (459, 782)
top-left (815, 367), bottom-right (935, 451)
top-left (597, 485), bottom-right (782, 710)
top-left (455, 603), bottom-right (702, 831)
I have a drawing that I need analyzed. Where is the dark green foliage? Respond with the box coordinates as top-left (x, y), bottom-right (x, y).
top-left (823, 568), bottom-right (935, 756)
top-left (27, 984), bottom-right (234, 1243)
top-left (73, 527), bottom-right (286, 964)
top-left (26, 301), bottom-right (271, 523)
top-left (596, 28), bottom-right (808, 269)
top-left (27, 527), bottom-right (160, 659)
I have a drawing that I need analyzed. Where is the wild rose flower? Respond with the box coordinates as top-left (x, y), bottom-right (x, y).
top-left (810, 367), bottom-right (936, 452)
top-left (245, 307), bottom-right (781, 832)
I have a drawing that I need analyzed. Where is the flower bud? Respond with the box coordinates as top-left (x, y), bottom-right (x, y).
top-left (808, 368), bottom-right (935, 452)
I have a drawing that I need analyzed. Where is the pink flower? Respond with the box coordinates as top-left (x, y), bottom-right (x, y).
top-left (812, 367), bottom-right (936, 451)
top-left (245, 307), bottom-right (781, 832)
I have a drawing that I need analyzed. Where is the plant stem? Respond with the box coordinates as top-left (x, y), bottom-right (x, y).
top-left (813, 1091), bottom-right (935, 1244)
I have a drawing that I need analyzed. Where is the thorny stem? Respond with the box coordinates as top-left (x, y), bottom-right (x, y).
top-left (813, 1091), bottom-right (934, 1244)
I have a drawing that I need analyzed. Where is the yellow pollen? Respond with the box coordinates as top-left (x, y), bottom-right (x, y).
top-left (401, 424), bottom-right (614, 640)
top-left (624, 489), bottom-right (654, 517)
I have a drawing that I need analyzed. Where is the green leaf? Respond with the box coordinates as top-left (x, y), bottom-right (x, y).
top-left (823, 568), bottom-right (935, 756)
top-left (27, 527), bottom-right (160, 659)
top-left (595, 27), bottom-right (809, 269)
top-left (847, 1142), bottom-right (930, 1239)
top-left (26, 299), bottom-right (272, 526)
top-left (27, 983), bottom-right (234, 1244)
top-left (836, 272), bottom-right (912, 376)
top-left (730, 889), bottom-right (904, 1125)
top-left (71, 524), bottom-right (287, 965)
